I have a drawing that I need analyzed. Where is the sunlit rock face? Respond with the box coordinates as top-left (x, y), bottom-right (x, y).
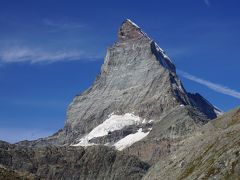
top-left (19, 19), bottom-right (218, 148)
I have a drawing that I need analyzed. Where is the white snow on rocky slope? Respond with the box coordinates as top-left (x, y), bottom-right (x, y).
top-left (114, 128), bottom-right (151, 151)
top-left (154, 42), bottom-right (171, 61)
top-left (126, 19), bottom-right (140, 28)
top-left (153, 42), bottom-right (175, 71)
top-left (214, 106), bottom-right (224, 116)
top-left (72, 113), bottom-right (148, 147)
top-left (126, 19), bottom-right (151, 40)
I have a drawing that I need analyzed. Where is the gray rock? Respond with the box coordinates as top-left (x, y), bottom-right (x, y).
top-left (0, 141), bottom-right (149, 180)
top-left (18, 19), bottom-right (218, 147)
top-left (143, 107), bottom-right (240, 180)
top-left (0, 165), bottom-right (36, 180)
top-left (123, 105), bottom-right (209, 164)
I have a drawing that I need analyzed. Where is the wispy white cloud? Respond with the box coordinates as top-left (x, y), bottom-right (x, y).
top-left (166, 47), bottom-right (190, 59)
top-left (5, 97), bottom-right (68, 109)
top-left (0, 47), bottom-right (100, 64)
top-left (178, 70), bottom-right (240, 99)
top-left (204, 0), bottom-right (211, 7)
top-left (43, 19), bottom-right (85, 30)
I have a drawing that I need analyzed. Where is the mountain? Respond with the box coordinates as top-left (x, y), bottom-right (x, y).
top-left (1, 19), bottom-right (239, 180)
top-left (18, 19), bottom-right (219, 150)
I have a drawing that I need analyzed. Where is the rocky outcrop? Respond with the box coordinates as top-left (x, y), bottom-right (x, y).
top-left (0, 141), bottom-right (149, 180)
top-left (143, 107), bottom-right (240, 180)
top-left (0, 165), bottom-right (35, 180)
top-left (124, 105), bottom-right (209, 164)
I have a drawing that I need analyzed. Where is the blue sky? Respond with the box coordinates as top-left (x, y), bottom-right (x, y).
top-left (0, 0), bottom-right (240, 143)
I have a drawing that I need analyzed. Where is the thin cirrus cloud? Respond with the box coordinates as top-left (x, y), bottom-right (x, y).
top-left (204, 0), bottom-right (211, 7)
top-left (0, 19), bottom-right (101, 64)
top-left (178, 70), bottom-right (240, 100)
top-left (43, 19), bottom-right (85, 30)
top-left (0, 47), bottom-right (100, 64)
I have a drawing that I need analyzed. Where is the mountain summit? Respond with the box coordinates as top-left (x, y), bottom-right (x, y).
top-left (20, 19), bottom-right (219, 150)
top-left (117, 19), bottom-right (176, 72)
top-left (118, 19), bottom-right (148, 42)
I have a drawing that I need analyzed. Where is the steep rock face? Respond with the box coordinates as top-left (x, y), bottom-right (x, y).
top-left (123, 105), bottom-right (209, 164)
top-left (60, 20), bottom-right (217, 145)
top-left (18, 19), bottom-right (218, 148)
top-left (188, 93), bottom-right (221, 119)
top-left (0, 141), bottom-right (149, 180)
top-left (64, 20), bottom-right (189, 143)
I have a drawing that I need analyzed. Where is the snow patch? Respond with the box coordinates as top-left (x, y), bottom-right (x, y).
top-left (214, 106), bottom-right (224, 116)
top-left (142, 119), bottom-right (146, 124)
top-left (148, 119), bottom-right (154, 123)
top-left (72, 113), bottom-right (144, 147)
top-left (154, 42), bottom-right (172, 62)
top-left (126, 19), bottom-right (151, 40)
top-left (154, 42), bottom-right (175, 71)
top-left (126, 19), bottom-right (140, 28)
top-left (114, 128), bottom-right (150, 151)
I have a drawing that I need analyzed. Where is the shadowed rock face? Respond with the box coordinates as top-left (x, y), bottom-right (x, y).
top-left (0, 141), bottom-right (149, 180)
top-left (17, 19), bottom-right (218, 149)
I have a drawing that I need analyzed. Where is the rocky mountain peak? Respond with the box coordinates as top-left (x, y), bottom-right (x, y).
top-left (116, 19), bottom-right (175, 73)
top-left (118, 19), bottom-right (149, 42)
top-left (21, 19), bottom-right (219, 148)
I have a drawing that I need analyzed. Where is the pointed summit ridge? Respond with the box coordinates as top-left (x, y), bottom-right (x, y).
top-left (117, 19), bottom-right (175, 72)
top-left (126, 19), bottom-right (140, 28)
top-left (118, 19), bottom-right (150, 42)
